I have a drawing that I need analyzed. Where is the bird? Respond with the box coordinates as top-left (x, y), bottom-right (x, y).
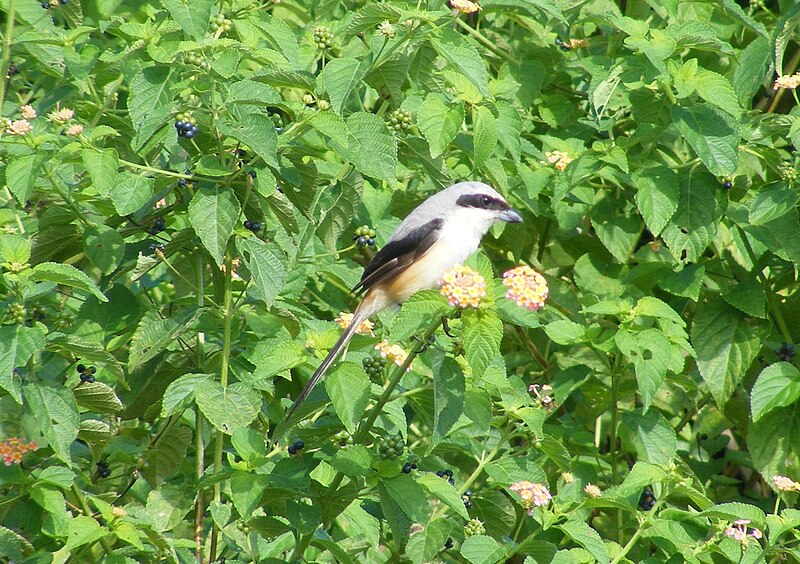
top-left (286, 181), bottom-right (523, 418)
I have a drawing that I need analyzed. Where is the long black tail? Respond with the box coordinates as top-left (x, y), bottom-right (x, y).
top-left (284, 306), bottom-right (371, 420)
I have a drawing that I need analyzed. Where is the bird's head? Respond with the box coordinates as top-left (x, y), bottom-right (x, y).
top-left (443, 181), bottom-right (523, 229)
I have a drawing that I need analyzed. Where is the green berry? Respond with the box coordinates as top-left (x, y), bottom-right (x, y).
top-left (464, 519), bottom-right (485, 537)
top-left (387, 109), bottom-right (413, 132)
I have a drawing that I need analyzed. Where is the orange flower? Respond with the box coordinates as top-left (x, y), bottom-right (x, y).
top-left (0, 437), bottom-right (39, 466)
top-left (375, 340), bottom-right (411, 369)
top-left (439, 264), bottom-right (486, 308)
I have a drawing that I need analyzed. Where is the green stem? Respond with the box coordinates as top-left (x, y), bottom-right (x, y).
top-left (44, 168), bottom-right (94, 227)
top-left (736, 226), bottom-right (793, 344)
top-left (0, 0), bottom-right (17, 116)
top-left (88, 74), bottom-right (125, 128)
top-left (290, 320), bottom-right (442, 561)
top-left (609, 487), bottom-right (667, 564)
top-left (453, 17), bottom-right (512, 62)
top-left (70, 483), bottom-right (114, 555)
top-left (609, 357), bottom-right (621, 543)
top-left (209, 252), bottom-right (234, 562)
top-left (194, 254), bottom-right (207, 561)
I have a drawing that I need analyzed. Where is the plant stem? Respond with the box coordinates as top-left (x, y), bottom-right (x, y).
top-left (0, 0), bottom-right (17, 116)
top-left (609, 356), bottom-right (622, 543)
top-left (195, 254), bottom-right (207, 562)
top-left (290, 319), bottom-right (442, 561)
top-left (70, 483), bottom-right (114, 555)
top-left (209, 253), bottom-right (234, 562)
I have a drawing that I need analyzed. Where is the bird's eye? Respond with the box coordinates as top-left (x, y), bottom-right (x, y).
top-left (481, 196), bottom-right (492, 207)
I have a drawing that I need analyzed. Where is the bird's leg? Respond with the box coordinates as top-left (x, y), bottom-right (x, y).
top-left (441, 316), bottom-right (455, 338)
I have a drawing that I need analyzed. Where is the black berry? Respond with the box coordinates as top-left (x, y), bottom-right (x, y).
top-left (444, 538), bottom-right (454, 550)
top-left (178, 179), bottom-right (188, 188)
top-left (638, 486), bottom-right (655, 511)
top-left (244, 220), bottom-right (261, 232)
top-left (288, 437), bottom-right (304, 455)
top-left (555, 37), bottom-right (570, 51)
top-left (723, 180), bottom-right (732, 189)
top-left (77, 364), bottom-right (85, 373)
top-left (402, 463), bottom-right (413, 474)
top-left (776, 343), bottom-right (795, 362)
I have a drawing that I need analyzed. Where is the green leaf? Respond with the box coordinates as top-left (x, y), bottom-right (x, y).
top-left (485, 457), bottom-right (546, 486)
top-left (558, 519), bottom-right (610, 564)
top-left (733, 37), bottom-right (771, 105)
top-left (0, 325), bottom-right (45, 403)
top-left (231, 471), bottom-right (268, 518)
top-left (331, 444), bottom-right (374, 477)
top-left (633, 296), bottom-right (685, 326)
top-left (691, 299), bottom-right (762, 408)
top-left (127, 66), bottom-right (176, 151)
top-left (65, 515), bottom-right (106, 551)
top-left (431, 29), bottom-right (490, 97)
top-left (231, 427), bottom-right (266, 465)
top-left (146, 484), bottom-right (193, 532)
top-left (772, 3), bottom-right (800, 73)
top-left (110, 173), bottom-right (154, 215)
top-left (236, 238), bottom-right (286, 308)
top-left (379, 473), bottom-right (431, 524)
top-left (749, 407), bottom-right (800, 480)
top-left (24, 380), bottom-right (80, 464)
top-left (30, 262), bottom-right (107, 302)
top-left (325, 362), bottom-right (371, 434)
top-left (472, 105), bottom-right (497, 169)
top-left (430, 355), bottom-right (465, 453)
top-left (721, 277), bottom-right (766, 319)
top-left (661, 172), bottom-right (723, 263)
top-left (614, 329), bottom-right (671, 410)
top-left (462, 309), bottom-right (503, 378)
top-left (308, 110), bottom-right (349, 147)
top-left (633, 166), bottom-right (679, 237)
top-left (188, 186), bottom-right (240, 266)
top-left (318, 57), bottom-right (371, 114)
top-left (6, 153), bottom-right (45, 203)
top-left (418, 94), bottom-right (464, 158)
top-left (749, 182), bottom-right (799, 225)
top-left (249, 339), bottom-right (307, 381)
top-left (337, 112), bottom-right (398, 181)
top-left (72, 381), bottom-right (123, 413)
top-left (620, 408), bottom-right (676, 466)
top-left (671, 104), bottom-right (739, 176)
top-left (390, 290), bottom-right (448, 340)
top-left (218, 114), bottom-right (278, 168)
top-left (460, 535), bottom-right (507, 564)
top-left (128, 309), bottom-right (203, 370)
top-left (317, 172), bottom-right (363, 251)
top-left (195, 380), bottom-right (260, 434)
top-left (83, 225), bottom-right (125, 275)
top-left (544, 320), bottom-right (586, 345)
top-left (407, 520), bottom-right (450, 564)
top-left (140, 424), bottom-right (192, 486)
top-left (161, 373), bottom-right (213, 417)
top-left (162, 0), bottom-right (211, 39)
top-left (751, 362), bottom-right (800, 422)
top-left (417, 473), bottom-right (469, 520)
top-left (81, 148), bottom-right (118, 197)
top-left (701, 502), bottom-right (766, 530)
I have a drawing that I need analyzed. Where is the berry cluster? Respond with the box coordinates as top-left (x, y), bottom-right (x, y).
top-left (175, 112), bottom-right (198, 138)
top-left (270, 113), bottom-right (284, 129)
top-left (437, 468), bottom-right (455, 486)
top-left (178, 170), bottom-right (193, 189)
top-left (149, 217), bottom-right (165, 235)
top-left (77, 364), bottom-right (97, 383)
top-left (464, 518), bottom-right (485, 537)
top-left (353, 225), bottom-right (376, 247)
top-left (362, 351), bottom-right (387, 381)
top-left (8, 303), bottom-right (26, 324)
top-left (287, 437), bottom-right (304, 455)
top-left (149, 242), bottom-right (165, 253)
top-left (210, 13), bottom-right (232, 32)
top-left (333, 430), bottom-right (353, 447)
top-left (638, 486), bottom-right (655, 511)
top-left (243, 219), bottom-right (261, 232)
top-left (387, 109), bottom-right (412, 132)
top-left (401, 460), bottom-right (418, 474)
top-left (776, 343), bottom-right (796, 362)
top-left (377, 433), bottom-right (405, 460)
top-left (185, 52), bottom-right (207, 69)
top-left (554, 37), bottom-right (571, 51)
top-left (96, 459), bottom-right (111, 478)
top-left (313, 26), bottom-right (334, 50)
top-left (462, 489), bottom-right (473, 509)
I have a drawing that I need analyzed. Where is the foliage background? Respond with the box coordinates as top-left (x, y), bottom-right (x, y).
top-left (2, 0), bottom-right (800, 561)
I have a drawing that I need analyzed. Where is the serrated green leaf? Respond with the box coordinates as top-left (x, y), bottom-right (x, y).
top-left (162, 0), bottom-right (211, 39)
top-left (319, 57), bottom-right (371, 114)
top-left (0, 325), bottom-right (45, 403)
top-left (430, 355), bottom-right (464, 453)
top-left (24, 380), bottom-right (79, 464)
top-left (485, 457), bottom-right (546, 486)
top-left (325, 362), bottom-right (370, 434)
top-left (195, 380), bottom-right (260, 434)
top-left (218, 114), bottom-right (278, 168)
top-left (317, 172), bottom-right (363, 251)
top-left (249, 340), bottom-right (307, 381)
top-left (472, 105), bottom-right (497, 170)
top-left (749, 182), bottom-right (798, 225)
top-left (407, 520), bottom-right (450, 564)
top-left (6, 153), bottom-right (45, 203)
top-left (231, 470), bottom-right (268, 518)
top-left (671, 104), bottom-right (739, 176)
top-left (236, 237), bottom-right (286, 308)
top-left (128, 309), bottom-right (203, 370)
top-left (462, 309), bottom-right (503, 378)
top-left (141, 424), bottom-right (192, 486)
top-left (751, 362), bottom-right (800, 422)
top-left (188, 186), bottom-right (240, 266)
top-left (615, 329), bottom-right (671, 410)
top-left (701, 502), bottom-right (766, 529)
top-left (161, 373), bottom-right (213, 417)
top-left (692, 299), bottom-right (762, 408)
top-left (460, 535), bottom-right (506, 564)
top-left (417, 472), bottom-right (469, 520)
top-left (633, 166), bottom-right (679, 237)
top-left (83, 225), bottom-right (124, 275)
top-left (110, 173), bottom-right (154, 215)
top-left (308, 110), bottom-right (349, 147)
top-left (431, 29), bottom-right (490, 96)
top-left (544, 320), bottom-right (586, 345)
top-left (558, 519), bottom-right (609, 564)
top-left (331, 444), bottom-right (374, 477)
top-left (379, 473), bottom-right (431, 524)
top-left (337, 112), bottom-right (398, 181)
top-left (73, 381), bottom-right (123, 413)
top-left (418, 93), bottom-right (464, 158)
top-left (391, 290), bottom-right (448, 340)
top-left (231, 427), bottom-right (266, 465)
top-left (661, 172), bottom-right (723, 263)
top-left (620, 408), bottom-right (676, 466)
top-left (30, 262), bottom-right (107, 302)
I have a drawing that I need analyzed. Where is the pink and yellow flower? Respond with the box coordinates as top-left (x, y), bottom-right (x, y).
top-left (503, 266), bottom-right (548, 311)
top-left (0, 437), bottom-right (39, 466)
top-left (509, 481), bottom-right (551, 513)
top-left (375, 340), bottom-right (410, 368)
top-left (335, 312), bottom-right (375, 336)
top-left (439, 264), bottom-right (486, 308)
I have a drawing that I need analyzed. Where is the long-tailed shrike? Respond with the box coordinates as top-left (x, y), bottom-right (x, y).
top-left (286, 181), bottom-right (523, 417)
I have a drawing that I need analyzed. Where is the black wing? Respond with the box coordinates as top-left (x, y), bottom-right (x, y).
top-left (353, 218), bottom-right (443, 296)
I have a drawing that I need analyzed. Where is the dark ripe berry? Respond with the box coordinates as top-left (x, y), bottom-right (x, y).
top-left (700, 433), bottom-right (709, 441)
top-left (555, 37), bottom-right (570, 51)
top-left (367, 238), bottom-right (375, 246)
top-left (184, 130), bottom-right (195, 139)
top-left (436, 470), bottom-right (445, 477)
top-left (77, 364), bottom-right (85, 373)
top-left (41, 2), bottom-right (49, 8)
top-left (79, 372), bottom-right (90, 383)
top-left (287, 444), bottom-right (297, 455)
top-left (402, 463), bottom-right (413, 474)
top-left (444, 469), bottom-right (453, 478)
top-left (89, 366), bottom-right (96, 374)
top-left (357, 236), bottom-right (368, 246)
top-left (292, 438), bottom-right (304, 451)
top-left (776, 343), bottom-right (796, 361)
top-left (7, 62), bottom-right (17, 77)
top-left (444, 538), bottom-right (454, 550)
top-left (249, 170), bottom-right (257, 179)
top-left (178, 179), bottom-right (188, 188)
top-left (723, 180), bottom-right (732, 189)
top-left (99, 468), bottom-right (110, 478)
top-left (149, 243), bottom-right (165, 253)
top-left (638, 487), bottom-right (655, 511)
top-left (244, 220), bottom-right (261, 232)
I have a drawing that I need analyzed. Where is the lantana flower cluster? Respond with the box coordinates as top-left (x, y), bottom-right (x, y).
top-left (724, 519), bottom-right (762, 543)
top-left (503, 265), bottom-right (548, 311)
top-left (375, 340), bottom-right (410, 368)
top-left (335, 312), bottom-right (375, 336)
top-left (773, 475), bottom-right (800, 492)
top-left (509, 481), bottom-right (551, 513)
top-left (529, 383), bottom-right (556, 412)
top-left (439, 264), bottom-right (486, 308)
top-left (450, 0), bottom-right (481, 13)
top-left (774, 74), bottom-right (800, 90)
top-left (0, 437), bottom-right (39, 466)
top-left (544, 150), bottom-right (574, 171)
